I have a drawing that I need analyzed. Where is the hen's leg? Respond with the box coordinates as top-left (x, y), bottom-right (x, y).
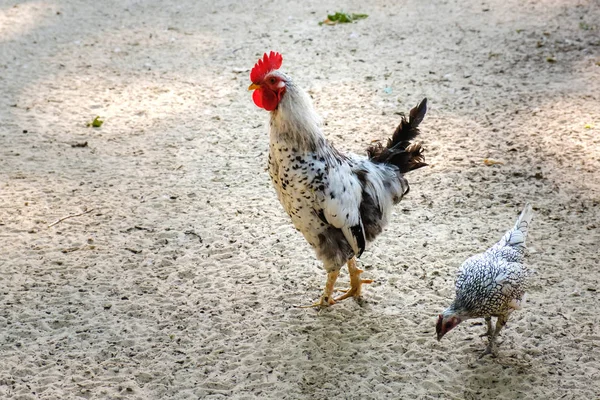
top-left (298, 270), bottom-right (339, 309)
top-left (335, 257), bottom-right (373, 301)
top-left (480, 316), bottom-right (493, 337)
top-left (480, 314), bottom-right (508, 358)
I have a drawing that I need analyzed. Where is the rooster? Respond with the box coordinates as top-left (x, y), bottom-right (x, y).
top-left (436, 203), bottom-right (534, 357)
top-left (248, 51), bottom-right (428, 307)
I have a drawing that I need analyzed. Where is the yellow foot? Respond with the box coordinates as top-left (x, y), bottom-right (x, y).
top-left (335, 266), bottom-right (373, 302)
top-left (297, 270), bottom-right (339, 309)
top-left (296, 296), bottom-right (335, 309)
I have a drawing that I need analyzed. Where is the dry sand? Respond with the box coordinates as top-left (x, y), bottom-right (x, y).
top-left (1, 0), bottom-right (600, 399)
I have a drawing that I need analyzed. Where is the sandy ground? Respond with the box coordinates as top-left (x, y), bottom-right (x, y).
top-left (1, 0), bottom-right (600, 398)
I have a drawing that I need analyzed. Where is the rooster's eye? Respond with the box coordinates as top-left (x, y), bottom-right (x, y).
top-left (269, 78), bottom-right (276, 84)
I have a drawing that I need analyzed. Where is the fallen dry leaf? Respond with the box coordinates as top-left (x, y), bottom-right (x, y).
top-left (483, 159), bottom-right (504, 166)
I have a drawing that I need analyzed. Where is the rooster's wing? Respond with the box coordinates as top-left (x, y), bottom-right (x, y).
top-left (320, 167), bottom-right (366, 257)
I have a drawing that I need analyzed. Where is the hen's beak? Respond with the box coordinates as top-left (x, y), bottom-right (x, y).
top-left (248, 83), bottom-right (260, 91)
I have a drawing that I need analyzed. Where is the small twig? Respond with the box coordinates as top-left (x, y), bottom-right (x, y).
top-left (122, 225), bottom-right (154, 233)
top-left (184, 230), bottom-right (203, 243)
top-left (61, 247), bottom-right (81, 254)
top-left (48, 209), bottom-right (95, 228)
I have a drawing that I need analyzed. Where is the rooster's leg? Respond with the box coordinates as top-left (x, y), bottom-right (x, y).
top-left (298, 270), bottom-right (339, 309)
top-left (335, 257), bottom-right (373, 302)
top-left (480, 315), bottom-right (508, 358)
top-left (321, 270), bottom-right (340, 306)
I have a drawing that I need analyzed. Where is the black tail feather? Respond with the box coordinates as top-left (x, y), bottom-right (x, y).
top-left (366, 98), bottom-right (428, 173)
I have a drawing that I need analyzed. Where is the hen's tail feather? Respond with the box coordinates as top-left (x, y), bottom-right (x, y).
top-left (366, 98), bottom-right (428, 173)
top-left (510, 203), bottom-right (533, 246)
top-left (497, 203), bottom-right (534, 250)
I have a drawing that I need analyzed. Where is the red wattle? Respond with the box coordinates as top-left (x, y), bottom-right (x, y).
top-left (252, 89), bottom-right (264, 108)
top-left (261, 89), bottom-right (278, 111)
top-left (252, 88), bottom-right (279, 111)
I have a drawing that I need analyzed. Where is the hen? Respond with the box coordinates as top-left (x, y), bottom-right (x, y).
top-left (248, 51), bottom-right (428, 307)
top-left (436, 203), bottom-right (534, 357)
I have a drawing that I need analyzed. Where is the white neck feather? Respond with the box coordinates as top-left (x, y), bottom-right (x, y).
top-left (269, 81), bottom-right (325, 151)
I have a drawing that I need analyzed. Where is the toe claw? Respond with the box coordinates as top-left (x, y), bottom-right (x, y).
top-left (297, 295), bottom-right (335, 309)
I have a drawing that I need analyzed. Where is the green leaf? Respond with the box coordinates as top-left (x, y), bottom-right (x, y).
top-left (339, 14), bottom-right (352, 23)
top-left (88, 116), bottom-right (103, 128)
top-left (321, 11), bottom-right (368, 25)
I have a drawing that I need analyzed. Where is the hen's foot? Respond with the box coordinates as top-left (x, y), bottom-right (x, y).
top-left (479, 344), bottom-right (497, 359)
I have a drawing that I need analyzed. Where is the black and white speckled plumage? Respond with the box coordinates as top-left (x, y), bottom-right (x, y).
top-left (446, 204), bottom-right (533, 319)
top-left (265, 72), bottom-right (426, 273)
top-left (451, 252), bottom-right (530, 318)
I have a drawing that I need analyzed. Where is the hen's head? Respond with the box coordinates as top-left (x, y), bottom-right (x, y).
top-left (248, 51), bottom-right (287, 111)
top-left (436, 311), bottom-right (462, 341)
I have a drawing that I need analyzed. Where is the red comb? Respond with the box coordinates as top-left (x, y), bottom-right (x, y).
top-left (250, 51), bottom-right (283, 83)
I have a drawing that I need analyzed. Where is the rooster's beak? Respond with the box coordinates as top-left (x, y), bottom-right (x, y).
top-left (248, 83), bottom-right (260, 91)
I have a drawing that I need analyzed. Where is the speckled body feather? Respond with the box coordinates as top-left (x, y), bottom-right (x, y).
top-left (452, 251), bottom-right (530, 318)
top-left (266, 76), bottom-right (426, 273)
